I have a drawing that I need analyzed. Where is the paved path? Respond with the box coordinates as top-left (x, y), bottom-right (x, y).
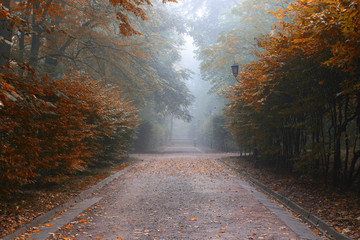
top-left (22, 146), bottom-right (322, 239)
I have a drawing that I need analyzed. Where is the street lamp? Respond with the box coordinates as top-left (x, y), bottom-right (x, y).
top-left (231, 62), bottom-right (239, 81)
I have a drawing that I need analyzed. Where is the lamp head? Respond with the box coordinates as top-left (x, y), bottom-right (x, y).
top-left (231, 63), bottom-right (239, 78)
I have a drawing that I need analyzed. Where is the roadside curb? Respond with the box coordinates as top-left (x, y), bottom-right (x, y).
top-left (3, 159), bottom-right (142, 240)
top-left (218, 159), bottom-right (354, 240)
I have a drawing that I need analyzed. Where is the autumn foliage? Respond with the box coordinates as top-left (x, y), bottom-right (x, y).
top-left (0, 71), bottom-right (138, 193)
top-left (0, 0), bottom-right (186, 195)
top-left (223, 0), bottom-right (360, 189)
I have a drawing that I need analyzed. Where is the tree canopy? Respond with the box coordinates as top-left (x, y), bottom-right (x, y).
top-left (217, 0), bottom-right (360, 189)
top-left (0, 0), bottom-right (193, 194)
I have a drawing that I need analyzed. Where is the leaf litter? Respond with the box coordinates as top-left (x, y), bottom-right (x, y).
top-left (222, 156), bottom-right (360, 239)
top-left (0, 158), bottom-right (137, 238)
top-left (53, 152), bottom-right (306, 239)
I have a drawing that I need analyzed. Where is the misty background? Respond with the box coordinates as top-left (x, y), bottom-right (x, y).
top-left (132, 0), bottom-right (249, 153)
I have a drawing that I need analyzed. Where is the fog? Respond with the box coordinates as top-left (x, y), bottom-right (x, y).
top-left (172, 35), bottom-right (224, 141)
top-left (164, 0), bottom-right (240, 152)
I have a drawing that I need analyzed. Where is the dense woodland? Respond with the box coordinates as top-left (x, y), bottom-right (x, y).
top-left (0, 0), bottom-right (194, 195)
top-left (1, 0), bottom-right (360, 196)
top-left (196, 0), bottom-right (360, 191)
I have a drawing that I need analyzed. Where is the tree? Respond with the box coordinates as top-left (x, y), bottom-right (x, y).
top-left (223, 0), bottom-right (360, 190)
top-left (0, 0), bottom-right (195, 194)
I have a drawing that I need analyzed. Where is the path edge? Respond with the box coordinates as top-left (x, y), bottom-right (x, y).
top-left (2, 158), bottom-right (142, 240)
top-left (218, 158), bottom-right (354, 240)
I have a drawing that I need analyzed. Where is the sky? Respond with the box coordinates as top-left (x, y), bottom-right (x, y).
top-left (179, 35), bottom-right (200, 75)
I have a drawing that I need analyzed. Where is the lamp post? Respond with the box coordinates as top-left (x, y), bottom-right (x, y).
top-left (231, 62), bottom-right (258, 167)
top-left (231, 62), bottom-right (239, 81)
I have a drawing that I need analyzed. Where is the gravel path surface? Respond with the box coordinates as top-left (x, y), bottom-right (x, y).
top-left (50, 147), bottom-right (321, 240)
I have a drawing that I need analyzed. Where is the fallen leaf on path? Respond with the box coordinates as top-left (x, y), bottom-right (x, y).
top-left (64, 224), bottom-right (72, 229)
top-left (189, 217), bottom-right (197, 221)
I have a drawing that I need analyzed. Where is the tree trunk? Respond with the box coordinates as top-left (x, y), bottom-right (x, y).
top-left (332, 98), bottom-right (343, 186)
top-left (169, 115), bottom-right (173, 144)
top-left (29, 3), bottom-right (41, 67)
top-left (0, 0), bottom-right (12, 71)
